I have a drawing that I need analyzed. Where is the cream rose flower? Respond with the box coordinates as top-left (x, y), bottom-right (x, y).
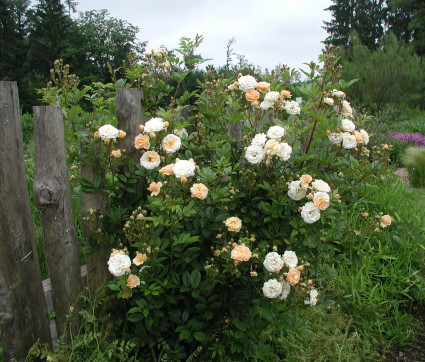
top-left (245, 89), bottom-right (260, 102)
top-left (280, 90), bottom-right (292, 98)
top-left (282, 250), bottom-right (298, 268)
top-left (301, 202), bottom-right (321, 224)
top-left (172, 160), bottom-right (196, 178)
top-left (147, 181), bottom-right (162, 196)
top-left (276, 142), bottom-right (292, 161)
top-left (313, 192), bottom-right (330, 210)
top-left (354, 130), bottom-right (364, 144)
top-left (127, 274), bottom-right (140, 289)
top-left (228, 83), bottom-right (238, 91)
top-left (342, 132), bottom-right (357, 149)
top-left (263, 252), bottom-right (284, 273)
top-left (279, 282), bottom-right (291, 300)
top-left (380, 214), bottom-right (392, 228)
top-left (300, 174), bottom-right (313, 187)
top-left (331, 89), bottom-right (345, 98)
top-left (287, 267), bottom-right (301, 286)
top-left (162, 134), bottom-right (181, 154)
top-left (245, 145), bottom-right (266, 164)
top-left (304, 289), bottom-right (319, 306)
top-left (360, 129), bottom-right (369, 145)
top-left (328, 132), bottom-right (343, 145)
top-left (133, 253), bottom-right (147, 266)
top-left (341, 119), bottom-right (355, 133)
top-left (144, 117), bottom-right (165, 133)
top-left (265, 139), bottom-right (280, 155)
top-left (256, 81), bottom-right (270, 92)
top-left (108, 253), bottom-right (131, 277)
top-left (190, 183), bottom-right (209, 200)
top-left (267, 125), bottom-right (285, 140)
top-left (134, 134), bottom-right (150, 149)
top-left (231, 244), bottom-right (252, 262)
top-left (159, 163), bottom-right (174, 176)
top-left (118, 130), bottom-right (126, 139)
top-left (110, 149), bottom-right (122, 158)
top-left (288, 180), bottom-right (307, 201)
top-left (140, 151), bottom-right (161, 170)
top-left (264, 91), bottom-right (280, 104)
top-left (263, 279), bottom-right (283, 299)
top-left (284, 100), bottom-right (301, 115)
top-left (173, 128), bottom-right (188, 138)
top-left (260, 100), bottom-right (273, 110)
top-left (251, 133), bottom-right (267, 147)
top-left (98, 124), bottom-right (119, 140)
top-left (323, 97), bottom-right (334, 106)
top-left (311, 179), bottom-right (331, 193)
top-left (238, 75), bottom-right (257, 92)
top-left (225, 216), bottom-right (242, 232)
top-left (342, 100), bottom-right (353, 117)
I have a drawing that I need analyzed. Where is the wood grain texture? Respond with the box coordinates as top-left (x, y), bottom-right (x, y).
top-left (33, 106), bottom-right (82, 338)
top-left (0, 81), bottom-right (52, 361)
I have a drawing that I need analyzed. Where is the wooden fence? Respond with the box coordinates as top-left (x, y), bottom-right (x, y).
top-left (0, 81), bottom-right (145, 361)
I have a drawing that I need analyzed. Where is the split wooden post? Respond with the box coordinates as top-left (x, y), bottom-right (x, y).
top-left (80, 144), bottom-right (110, 297)
top-left (115, 88), bottom-right (145, 164)
top-left (33, 106), bottom-right (82, 338)
top-left (0, 81), bottom-right (52, 360)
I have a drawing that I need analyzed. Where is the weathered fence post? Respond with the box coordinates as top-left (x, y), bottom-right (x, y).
top-left (80, 145), bottom-right (110, 297)
top-left (116, 88), bottom-right (145, 163)
top-left (33, 106), bottom-right (82, 338)
top-left (0, 81), bottom-right (52, 361)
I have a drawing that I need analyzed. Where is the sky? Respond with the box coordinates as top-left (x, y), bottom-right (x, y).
top-left (74, 0), bottom-right (334, 72)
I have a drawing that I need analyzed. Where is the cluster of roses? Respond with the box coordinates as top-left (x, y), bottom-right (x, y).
top-left (323, 89), bottom-right (354, 119)
top-left (287, 175), bottom-right (331, 224)
top-left (262, 250), bottom-right (318, 306)
top-left (135, 117), bottom-right (209, 200)
top-left (96, 124), bottom-right (127, 158)
top-left (213, 217), bottom-right (318, 306)
top-left (245, 125), bottom-right (292, 164)
top-left (327, 118), bottom-right (370, 150)
top-left (228, 74), bottom-right (301, 115)
top-left (107, 248), bottom-right (149, 298)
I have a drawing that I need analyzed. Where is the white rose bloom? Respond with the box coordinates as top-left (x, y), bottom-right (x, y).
top-left (342, 132), bottom-right (357, 149)
top-left (162, 134), bottom-right (181, 153)
top-left (342, 100), bottom-right (353, 116)
top-left (279, 283), bottom-right (291, 300)
top-left (245, 145), bottom-right (266, 164)
top-left (282, 250), bottom-right (298, 268)
top-left (264, 91), bottom-right (280, 104)
top-left (323, 97), bottom-right (334, 106)
top-left (288, 180), bottom-right (307, 201)
top-left (140, 151), bottom-right (161, 170)
top-left (331, 89), bottom-right (345, 98)
top-left (301, 202), bottom-right (321, 224)
top-left (276, 142), bottom-right (292, 161)
top-left (360, 129), bottom-right (369, 145)
top-left (260, 100), bottom-right (273, 110)
top-left (173, 128), bottom-right (188, 138)
top-left (265, 139), bottom-right (280, 155)
top-left (341, 119), bottom-right (355, 133)
top-left (267, 125), bottom-right (285, 140)
top-left (263, 252), bottom-right (284, 273)
top-left (172, 160), bottom-right (196, 178)
top-left (311, 179), bottom-right (331, 193)
top-left (107, 253), bottom-right (131, 277)
top-left (238, 75), bottom-right (257, 92)
top-left (284, 100), bottom-right (301, 115)
top-left (263, 279), bottom-right (283, 299)
top-left (304, 289), bottom-right (319, 306)
top-left (251, 133), bottom-right (267, 147)
top-left (328, 132), bottom-right (343, 145)
top-left (144, 117), bottom-right (165, 133)
top-left (98, 124), bottom-right (119, 140)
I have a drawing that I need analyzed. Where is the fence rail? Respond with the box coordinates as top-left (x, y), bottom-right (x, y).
top-left (0, 81), bottom-right (145, 360)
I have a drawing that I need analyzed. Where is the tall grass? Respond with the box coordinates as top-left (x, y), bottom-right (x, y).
top-left (403, 147), bottom-right (425, 188)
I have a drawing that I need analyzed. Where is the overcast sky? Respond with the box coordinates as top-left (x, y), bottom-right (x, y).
top-left (75, 0), bottom-right (333, 72)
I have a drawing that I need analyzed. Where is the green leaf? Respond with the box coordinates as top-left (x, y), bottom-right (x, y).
top-left (127, 313), bottom-right (143, 322)
top-left (193, 331), bottom-right (206, 342)
top-left (191, 269), bottom-right (201, 289)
